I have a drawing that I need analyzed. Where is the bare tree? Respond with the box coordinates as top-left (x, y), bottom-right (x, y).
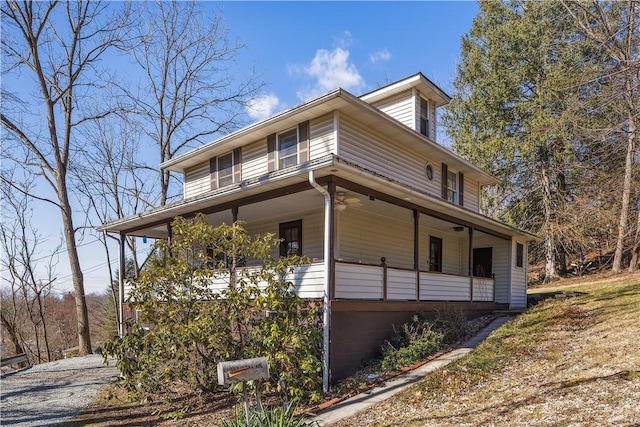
top-left (73, 114), bottom-right (155, 329)
top-left (563, 0), bottom-right (639, 272)
top-left (0, 172), bottom-right (61, 362)
top-left (123, 1), bottom-right (263, 205)
top-left (1, 1), bottom-right (132, 354)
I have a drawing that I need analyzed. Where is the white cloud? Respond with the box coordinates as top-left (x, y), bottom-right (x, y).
top-left (293, 47), bottom-right (365, 100)
top-left (369, 48), bottom-right (391, 64)
top-left (245, 94), bottom-right (282, 121)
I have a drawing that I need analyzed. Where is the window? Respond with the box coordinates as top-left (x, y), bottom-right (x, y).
top-left (516, 243), bottom-right (524, 268)
top-left (279, 220), bottom-right (302, 257)
top-left (278, 128), bottom-right (298, 169)
top-left (447, 171), bottom-right (458, 204)
top-left (419, 98), bottom-right (430, 137)
top-left (217, 152), bottom-right (233, 187)
top-left (425, 162), bottom-right (434, 181)
top-left (429, 236), bottom-right (442, 272)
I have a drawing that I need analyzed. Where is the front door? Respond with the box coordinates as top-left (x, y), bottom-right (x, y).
top-left (473, 247), bottom-right (493, 277)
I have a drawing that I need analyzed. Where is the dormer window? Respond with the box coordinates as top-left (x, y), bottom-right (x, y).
top-left (419, 98), bottom-right (430, 137)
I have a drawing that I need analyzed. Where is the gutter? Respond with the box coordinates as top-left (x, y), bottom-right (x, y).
top-left (309, 170), bottom-right (331, 393)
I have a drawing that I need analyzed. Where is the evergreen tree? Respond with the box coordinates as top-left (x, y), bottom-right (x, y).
top-left (443, 0), bottom-right (603, 280)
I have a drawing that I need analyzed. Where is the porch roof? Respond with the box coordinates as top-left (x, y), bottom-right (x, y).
top-left (99, 155), bottom-right (539, 243)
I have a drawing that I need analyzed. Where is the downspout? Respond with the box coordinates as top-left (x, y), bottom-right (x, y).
top-left (309, 170), bottom-right (331, 393)
top-left (118, 232), bottom-right (126, 338)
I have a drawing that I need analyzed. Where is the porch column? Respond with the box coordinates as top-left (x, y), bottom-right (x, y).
top-left (468, 227), bottom-right (474, 301)
top-left (118, 232), bottom-right (126, 338)
top-left (413, 210), bottom-right (420, 301)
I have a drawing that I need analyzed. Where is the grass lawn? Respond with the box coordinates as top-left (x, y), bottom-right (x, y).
top-left (70, 272), bottom-right (640, 426)
top-left (332, 272), bottom-right (640, 426)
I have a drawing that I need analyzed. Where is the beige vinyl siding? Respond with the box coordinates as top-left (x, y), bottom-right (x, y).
top-left (339, 116), bottom-right (441, 197)
top-left (463, 175), bottom-right (479, 211)
top-left (309, 114), bottom-right (335, 160)
top-left (243, 209), bottom-right (324, 262)
top-left (338, 208), bottom-right (413, 269)
top-left (369, 90), bottom-right (414, 129)
top-left (184, 162), bottom-right (210, 199)
top-left (242, 140), bottom-right (267, 180)
top-left (510, 239), bottom-right (527, 308)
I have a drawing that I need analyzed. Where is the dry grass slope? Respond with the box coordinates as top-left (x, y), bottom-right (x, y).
top-left (333, 273), bottom-right (640, 427)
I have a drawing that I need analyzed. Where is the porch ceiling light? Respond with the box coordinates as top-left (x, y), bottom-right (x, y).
top-left (335, 201), bottom-right (348, 211)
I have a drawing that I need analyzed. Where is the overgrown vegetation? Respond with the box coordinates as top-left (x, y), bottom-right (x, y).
top-left (102, 214), bottom-right (322, 403)
top-left (380, 310), bottom-right (470, 371)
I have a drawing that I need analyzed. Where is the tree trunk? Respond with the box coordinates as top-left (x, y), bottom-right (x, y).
top-left (540, 152), bottom-right (557, 282)
top-left (58, 179), bottom-right (92, 355)
top-left (611, 0), bottom-right (637, 273)
top-left (1, 312), bottom-right (25, 357)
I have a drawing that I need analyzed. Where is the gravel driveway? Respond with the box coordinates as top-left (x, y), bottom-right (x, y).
top-left (1, 354), bottom-right (118, 426)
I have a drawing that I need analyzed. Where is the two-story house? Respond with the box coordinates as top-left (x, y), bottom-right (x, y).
top-left (100, 72), bottom-right (537, 389)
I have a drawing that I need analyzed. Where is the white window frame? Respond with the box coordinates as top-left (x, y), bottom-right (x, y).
top-left (217, 151), bottom-right (234, 188)
top-left (447, 170), bottom-right (458, 204)
top-left (419, 97), bottom-right (430, 138)
top-left (278, 128), bottom-right (298, 169)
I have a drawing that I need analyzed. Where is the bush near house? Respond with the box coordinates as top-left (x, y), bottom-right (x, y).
top-left (102, 214), bottom-right (323, 403)
top-left (380, 310), bottom-right (470, 371)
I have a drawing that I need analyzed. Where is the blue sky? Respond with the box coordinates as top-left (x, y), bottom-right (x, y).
top-left (219, 1), bottom-right (479, 121)
top-left (3, 1), bottom-right (480, 295)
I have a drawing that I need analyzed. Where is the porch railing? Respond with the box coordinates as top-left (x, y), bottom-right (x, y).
top-left (124, 260), bottom-right (494, 303)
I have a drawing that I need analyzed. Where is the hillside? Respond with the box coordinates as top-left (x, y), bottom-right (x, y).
top-left (333, 273), bottom-right (640, 426)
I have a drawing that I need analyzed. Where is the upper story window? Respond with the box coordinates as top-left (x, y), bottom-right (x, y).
top-left (441, 163), bottom-right (464, 206)
top-left (419, 98), bottom-right (430, 137)
top-left (209, 148), bottom-right (241, 191)
top-left (447, 171), bottom-right (458, 204)
top-left (267, 121), bottom-right (310, 173)
top-left (278, 128), bottom-right (298, 169)
top-left (217, 152), bottom-right (234, 187)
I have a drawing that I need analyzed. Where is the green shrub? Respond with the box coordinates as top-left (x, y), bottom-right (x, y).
top-left (103, 214), bottom-right (322, 403)
top-left (380, 310), bottom-right (469, 371)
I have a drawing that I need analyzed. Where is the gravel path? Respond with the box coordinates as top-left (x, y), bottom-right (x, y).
top-left (1, 354), bottom-right (118, 426)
